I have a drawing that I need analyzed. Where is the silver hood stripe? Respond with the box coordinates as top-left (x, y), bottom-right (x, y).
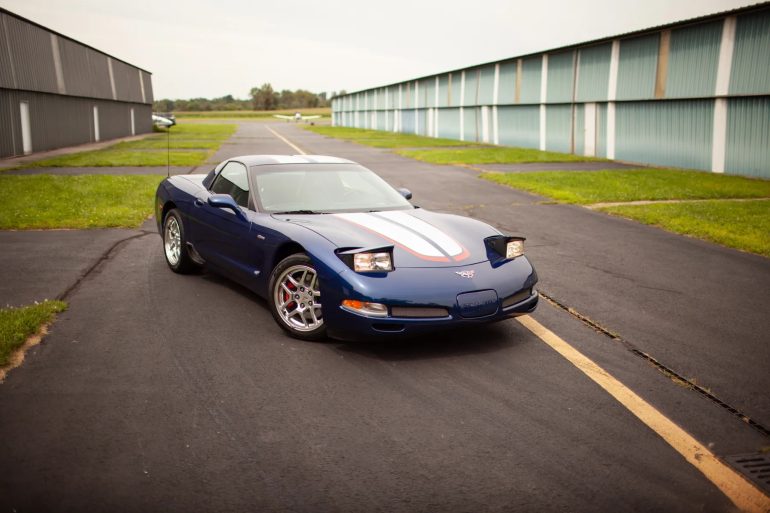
top-left (334, 212), bottom-right (469, 262)
top-left (375, 210), bottom-right (464, 257)
top-left (335, 213), bottom-right (445, 258)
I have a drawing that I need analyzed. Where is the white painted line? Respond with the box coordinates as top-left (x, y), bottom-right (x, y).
top-left (517, 315), bottom-right (770, 513)
top-left (265, 126), bottom-right (306, 155)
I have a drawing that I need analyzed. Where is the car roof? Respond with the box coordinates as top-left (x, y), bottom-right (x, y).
top-left (233, 155), bottom-right (356, 167)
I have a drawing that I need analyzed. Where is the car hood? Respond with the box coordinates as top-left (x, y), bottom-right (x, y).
top-left (275, 208), bottom-right (502, 268)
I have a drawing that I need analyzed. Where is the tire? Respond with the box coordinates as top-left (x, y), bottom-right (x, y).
top-left (268, 253), bottom-right (326, 340)
top-left (162, 209), bottom-right (197, 274)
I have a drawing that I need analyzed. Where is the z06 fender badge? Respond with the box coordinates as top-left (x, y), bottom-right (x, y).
top-left (455, 270), bottom-right (475, 278)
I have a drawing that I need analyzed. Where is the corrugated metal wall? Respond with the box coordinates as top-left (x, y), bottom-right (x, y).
top-left (576, 44), bottom-right (612, 102)
top-left (616, 34), bottom-right (659, 100)
top-left (729, 9), bottom-right (770, 95)
top-left (725, 97), bottom-right (770, 177)
top-left (0, 89), bottom-right (150, 156)
top-left (546, 51), bottom-right (575, 103)
top-left (665, 21), bottom-right (722, 98)
top-left (545, 104), bottom-right (573, 153)
top-left (332, 4), bottom-right (770, 178)
top-left (498, 61), bottom-right (517, 105)
top-left (0, 8), bottom-right (154, 158)
top-left (615, 100), bottom-right (714, 169)
top-left (497, 106), bottom-right (539, 148)
top-left (519, 57), bottom-right (542, 104)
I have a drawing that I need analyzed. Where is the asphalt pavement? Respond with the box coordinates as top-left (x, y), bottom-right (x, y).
top-left (0, 122), bottom-right (768, 513)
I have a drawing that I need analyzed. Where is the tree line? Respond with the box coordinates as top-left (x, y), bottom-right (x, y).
top-left (153, 84), bottom-right (346, 112)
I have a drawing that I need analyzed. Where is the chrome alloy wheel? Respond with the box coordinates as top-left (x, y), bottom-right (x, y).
top-left (164, 216), bottom-right (181, 266)
top-left (273, 264), bottom-right (322, 332)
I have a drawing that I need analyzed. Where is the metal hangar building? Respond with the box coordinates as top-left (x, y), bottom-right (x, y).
top-left (0, 7), bottom-right (154, 159)
top-left (331, 3), bottom-right (770, 179)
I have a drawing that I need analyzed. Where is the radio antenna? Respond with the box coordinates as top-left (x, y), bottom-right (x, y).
top-left (167, 124), bottom-right (170, 178)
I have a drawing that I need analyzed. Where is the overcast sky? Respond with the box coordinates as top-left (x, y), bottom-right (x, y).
top-left (0, 0), bottom-right (759, 100)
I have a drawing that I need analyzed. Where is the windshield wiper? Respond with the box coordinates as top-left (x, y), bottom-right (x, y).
top-left (272, 209), bottom-right (323, 215)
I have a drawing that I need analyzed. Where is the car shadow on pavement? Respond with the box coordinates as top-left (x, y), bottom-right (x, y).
top-left (332, 322), bottom-right (523, 362)
top-left (194, 268), bottom-right (524, 361)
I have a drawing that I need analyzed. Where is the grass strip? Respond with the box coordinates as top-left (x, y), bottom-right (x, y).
top-left (599, 200), bottom-right (770, 257)
top-left (153, 123), bottom-right (237, 138)
top-left (112, 139), bottom-right (221, 150)
top-left (304, 126), bottom-right (477, 148)
top-left (17, 149), bottom-right (211, 168)
top-left (482, 169), bottom-right (770, 203)
top-left (0, 301), bottom-right (67, 367)
top-left (0, 174), bottom-right (163, 229)
top-left (399, 147), bottom-right (603, 164)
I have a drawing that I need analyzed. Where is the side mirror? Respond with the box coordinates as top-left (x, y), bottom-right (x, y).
top-left (208, 194), bottom-right (247, 221)
top-left (397, 188), bottom-right (413, 200)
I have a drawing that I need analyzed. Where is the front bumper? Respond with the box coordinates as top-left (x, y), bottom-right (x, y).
top-left (321, 256), bottom-right (538, 341)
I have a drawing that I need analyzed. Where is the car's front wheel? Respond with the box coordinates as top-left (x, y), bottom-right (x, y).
top-left (162, 209), bottom-right (197, 274)
top-left (268, 253), bottom-right (325, 340)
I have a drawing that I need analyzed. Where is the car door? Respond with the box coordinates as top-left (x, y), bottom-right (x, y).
top-left (191, 161), bottom-right (255, 277)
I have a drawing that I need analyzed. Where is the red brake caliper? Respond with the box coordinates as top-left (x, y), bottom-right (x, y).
top-left (285, 279), bottom-right (296, 310)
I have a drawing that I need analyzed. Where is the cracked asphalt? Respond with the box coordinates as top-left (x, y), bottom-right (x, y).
top-left (0, 122), bottom-right (768, 513)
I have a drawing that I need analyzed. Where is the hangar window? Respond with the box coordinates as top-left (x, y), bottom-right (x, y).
top-left (211, 161), bottom-right (250, 208)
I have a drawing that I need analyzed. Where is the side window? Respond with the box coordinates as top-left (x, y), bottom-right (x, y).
top-left (210, 162), bottom-right (250, 208)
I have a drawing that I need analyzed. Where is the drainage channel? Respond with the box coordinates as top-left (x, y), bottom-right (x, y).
top-left (537, 289), bottom-right (770, 440)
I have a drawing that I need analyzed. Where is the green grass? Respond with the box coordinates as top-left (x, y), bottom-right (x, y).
top-left (6, 123), bottom-right (235, 169)
top-left (153, 123), bottom-right (236, 139)
top-left (176, 108), bottom-right (330, 119)
top-left (112, 139), bottom-right (221, 150)
top-left (481, 169), bottom-right (770, 204)
top-left (0, 300), bottom-right (67, 367)
top-left (304, 126), bottom-right (478, 148)
top-left (600, 200), bottom-right (770, 257)
top-left (398, 147), bottom-right (603, 164)
top-left (0, 175), bottom-right (163, 229)
top-left (18, 149), bottom-right (211, 168)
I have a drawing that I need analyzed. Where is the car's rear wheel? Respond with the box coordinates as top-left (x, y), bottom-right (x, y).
top-left (268, 253), bottom-right (325, 340)
top-left (163, 209), bottom-right (196, 274)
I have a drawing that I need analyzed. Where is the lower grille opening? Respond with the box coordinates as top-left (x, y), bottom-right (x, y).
top-left (391, 306), bottom-right (449, 318)
top-left (503, 288), bottom-right (533, 308)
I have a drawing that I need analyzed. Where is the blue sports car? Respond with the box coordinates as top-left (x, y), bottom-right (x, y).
top-left (155, 155), bottom-right (538, 340)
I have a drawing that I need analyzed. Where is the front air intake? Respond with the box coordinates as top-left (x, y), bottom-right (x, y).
top-left (391, 306), bottom-right (450, 318)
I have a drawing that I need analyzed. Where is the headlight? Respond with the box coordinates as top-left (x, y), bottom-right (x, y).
top-left (506, 239), bottom-right (524, 259)
top-left (485, 235), bottom-right (526, 261)
top-left (353, 252), bottom-right (393, 272)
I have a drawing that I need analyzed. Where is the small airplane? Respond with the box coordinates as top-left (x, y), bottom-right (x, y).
top-left (273, 112), bottom-right (322, 123)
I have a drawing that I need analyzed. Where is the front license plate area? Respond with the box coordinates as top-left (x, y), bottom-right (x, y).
top-left (457, 290), bottom-right (499, 318)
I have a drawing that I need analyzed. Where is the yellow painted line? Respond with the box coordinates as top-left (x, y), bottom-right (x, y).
top-left (266, 126), bottom-right (306, 155)
top-left (517, 315), bottom-right (770, 513)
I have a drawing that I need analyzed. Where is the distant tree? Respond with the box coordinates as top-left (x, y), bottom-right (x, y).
top-left (250, 83), bottom-right (278, 110)
top-left (155, 86), bottom-right (329, 112)
top-left (153, 99), bottom-right (175, 111)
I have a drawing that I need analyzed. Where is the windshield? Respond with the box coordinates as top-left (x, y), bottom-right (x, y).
top-left (251, 163), bottom-right (413, 214)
